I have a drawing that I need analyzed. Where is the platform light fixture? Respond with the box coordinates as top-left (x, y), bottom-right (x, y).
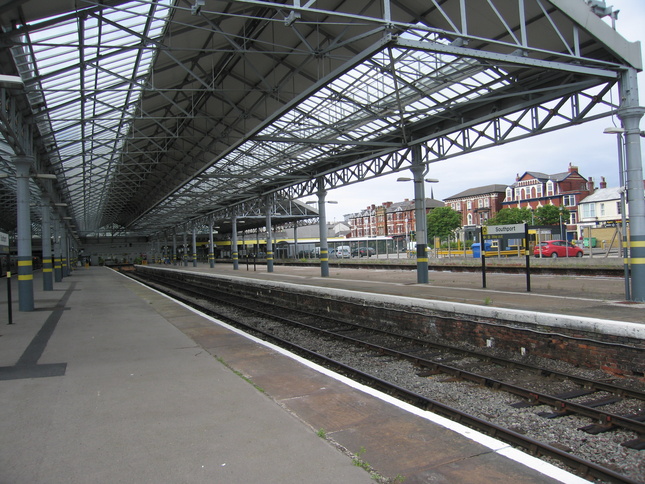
top-left (396, 177), bottom-right (439, 183)
top-left (0, 74), bottom-right (24, 88)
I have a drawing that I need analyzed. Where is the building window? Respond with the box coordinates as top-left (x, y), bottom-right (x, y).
top-left (467, 213), bottom-right (473, 225)
top-left (505, 187), bottom-right (513, 202)
top-left (467, 200), bottom-right (472, 210)
top-left (617, 202), bottom-right (621, 215)
top-left (569, 211), bottom-right (577, 224)
top-left (536, 185), bottom-right (543, 197)
top-left (563, 195), bottom-right (576, 206)
top-left (599, 203), bottom-right (605, 216)
top-left (546, 180), bottom-right (554, 197)
top-left (582, 204), bottom-right (595, 218)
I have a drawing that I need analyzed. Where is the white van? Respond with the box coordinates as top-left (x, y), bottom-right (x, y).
top-left (336, 246), bottom-right (351, 258)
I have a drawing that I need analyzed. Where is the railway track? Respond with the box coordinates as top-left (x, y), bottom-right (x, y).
top-left (128, 269), bottom-right (644, 483)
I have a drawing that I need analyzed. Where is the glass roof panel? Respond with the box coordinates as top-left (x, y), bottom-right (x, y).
top-left (13, 0), bottom-right (172, 231)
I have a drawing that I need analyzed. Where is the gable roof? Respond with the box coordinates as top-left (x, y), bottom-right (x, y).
top-left (579, 187), bottom-right (623, 204)
top-left (445, 185), bottom-right (508, 200)
top-left (513, 170), bottom-right (586, 186)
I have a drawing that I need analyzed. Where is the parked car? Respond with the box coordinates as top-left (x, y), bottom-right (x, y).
top-left (336, 246), bottom-right (351, 258)
top-left (533, 240), bottom-right (583, 258)
top-left (351, 247), bottom-right (375, 258)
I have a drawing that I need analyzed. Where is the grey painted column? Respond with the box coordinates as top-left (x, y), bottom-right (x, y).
top-left (182, 228), bottom-right (188, 266)
top-left (41, 196), bottom-right (53, 291)
top-left (53, 218), bottom-right (62, 282)
top-left (294, 224), bottom-right (299, 259)
top-left (208, 220), bottom-right (215, 268)
top-left (411, 146), bottom-right (429, 284)
top-left (172, 231), bottom-right (177, 265)
top-left (192, 224), bottom-right (197, 267)
top-left (61, 229), bottom-right (69, 276)
top-left (231, 216), bottom-right (239, 270)
top-left (618, 68), bottom-right (645, 301)
top-left (265, 199), bottom-right (274, 273)
top-left (317, 181), bottom-right (329, 277)
top-left (13, 156), bottom-right (34, 311)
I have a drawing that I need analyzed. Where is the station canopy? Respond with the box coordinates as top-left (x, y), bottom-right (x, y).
top-left (0, 0), bottom-right (641, 239)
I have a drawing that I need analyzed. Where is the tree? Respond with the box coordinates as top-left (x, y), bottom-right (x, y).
top-left (486, 207), bottom-right (532, 225)
top-left (427, 206), bottom-right (462, 240)
top-left (534, 204), bottom-right (569, 225)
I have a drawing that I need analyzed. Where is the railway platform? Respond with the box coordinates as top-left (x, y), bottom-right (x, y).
top-left (0, 264), bottom-right (638, 483)
top-left (164, 259), bottom-right (645, 323)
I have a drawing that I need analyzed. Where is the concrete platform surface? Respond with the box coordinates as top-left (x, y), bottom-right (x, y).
top-left (0, 269), bottom-right (374, 484)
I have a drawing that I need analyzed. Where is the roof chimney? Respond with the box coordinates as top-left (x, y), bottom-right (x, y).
top-left (568, 162), bottom-right (578, 173)
top-left (587, 176), bottom-right (594, 193)
top-left (599, 176), bottom-right (607, 189)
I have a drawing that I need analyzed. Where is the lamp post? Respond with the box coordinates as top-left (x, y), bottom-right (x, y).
top-left (603, 126), bottom-right (631, 300)
top-left (397, 167), bottom-right (439, 284)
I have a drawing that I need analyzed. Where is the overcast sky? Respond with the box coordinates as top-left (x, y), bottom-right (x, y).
top-left (310, 0), bottom-right (645, 222)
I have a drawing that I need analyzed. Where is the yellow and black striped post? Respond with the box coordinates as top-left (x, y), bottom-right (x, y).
top-left (265, 205), bottom-right (273, 273)
top-left (208, 220), bottom-right (215, 268)
top-left (231, 216), bottom-right (239, 270)
top-left (14, 155), bottom-right (34, 311)
top-left (41, 196), bottom-right (54, 291)
top-left (617, 74), bottom-right (645, 301)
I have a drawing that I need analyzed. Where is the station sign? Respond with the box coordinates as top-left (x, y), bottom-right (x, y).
top-left (482, 224), bottom-right (525, 235)
top-left (0, 231), bottom-right (8, 254)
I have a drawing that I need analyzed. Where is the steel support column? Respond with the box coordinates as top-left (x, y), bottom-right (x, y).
top-left (411, 146), bottom-right (429, 284)
top-left (182, 228), bottom-right (188, 266)
top-left (618, 68), bottom-right (645, 301)
top-left (618, 92), bottom-right (645, 301)
top-left (265, 197), bottom-right (274, 273)
top-left (172, 231), bottom-right (177, 265)
top-left (231, 216), bottom-right (239, 270)
top-left (61, 229), bottom-right (69, 276)
top-left (41, 195), bottom-right (53, 291)
top-left (53, 219), bottom-right (62, 282)
top-left (13, 156), bottom-right (34, 311)
top-left (208, 219), bottom-right (215, 268)
top-left (192, 224), bottom-right (197, 267)
top-left (317, 181), bottom-right (329, 277)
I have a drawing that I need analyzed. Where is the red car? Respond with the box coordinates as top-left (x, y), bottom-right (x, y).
top-left (534, 240), bottom-right (583, 258)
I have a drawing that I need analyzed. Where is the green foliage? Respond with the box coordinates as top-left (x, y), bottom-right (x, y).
top-left (486, 207), bottom-right (532, 225)
top-left (534, 204), bottom-right (569, 225)
top-left (427, 206), bottom-right (462, 239)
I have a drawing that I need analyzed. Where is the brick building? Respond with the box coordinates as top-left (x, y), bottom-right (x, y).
top-left (348, 198), bottom-right (443, 238)
top-left (444, 184), bottom-right (507, 227)
top-left (502, 163), bottom-right (592, 226)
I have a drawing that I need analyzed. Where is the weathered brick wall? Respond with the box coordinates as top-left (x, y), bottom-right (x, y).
top-left (137, 267), bottom-right (645, 379)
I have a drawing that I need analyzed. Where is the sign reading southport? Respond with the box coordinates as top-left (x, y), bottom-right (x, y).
top-left (482, 224), bottom-right (525, 235)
